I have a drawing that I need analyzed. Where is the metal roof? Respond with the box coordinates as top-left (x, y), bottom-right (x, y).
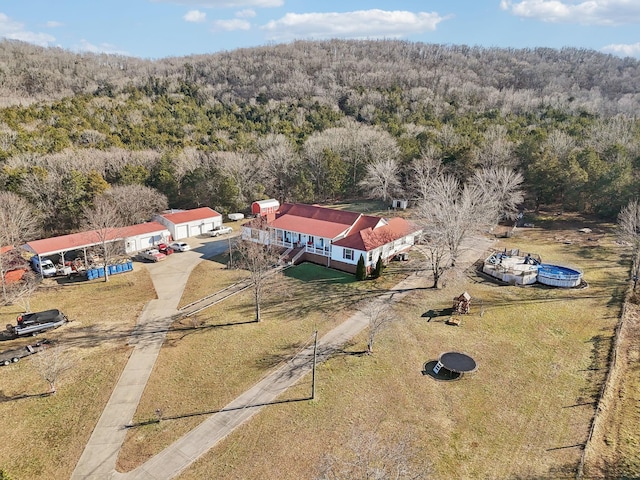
top-left (25, 222), bottom-right (169, 256)
top-left (158, 207), bottom-right (221, 225)
top-left (333, 217), bottom-right (419, 251)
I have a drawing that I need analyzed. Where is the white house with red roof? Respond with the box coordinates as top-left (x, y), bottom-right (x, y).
top-left (154, 207), bottom-right (222, 240)
top-left (242, 203), bottom-right (421, 274)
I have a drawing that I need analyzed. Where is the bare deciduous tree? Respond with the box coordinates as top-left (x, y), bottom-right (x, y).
top-left (83, 195), bottom-right (126, 282)
top-left (418, 230), bottom-right (450, 289)
top-left (418, 174), bottom-right (497, 268)
top-left (406, 152), bottom-right (442, 202)
top-left (618, 199), bottom-right (640, 291)
top-left (258, 134), bottom-right (301, 203)
top-left (469, 166), bottom-right (524, 222)
top-left (316, 428), bottom-right (431, 480)
top-left (474, 124), bottom-right (516, 169)
top-left (217, 151), bottom-right (265, 207)
top-left (32, 343), bottom-right (72, 395)
top-left (2, 271), bottom-right (39, 309)
top-left (0, 192), bottom-right (41, 304)
top-left (101, 184), bottom-right (168, 225)
top-left (359, 158), bottom-right (401, 202)
top-left (362, 299), bottom-right (394, 354)
top-left (234, 240), bottom-right (280, 322)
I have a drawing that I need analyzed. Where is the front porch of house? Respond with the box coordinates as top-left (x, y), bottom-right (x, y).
top-left (272, 228), bottom-right (332, 257)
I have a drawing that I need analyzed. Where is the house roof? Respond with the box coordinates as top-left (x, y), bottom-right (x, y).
top-left (158, 207), bottom-right (221, 225)
top-left (270, 203), bottom-right (362, 239)
top-left (333, 217), bottom-right (420, 251)
top-left (249, 203), bottom-right (420, 252)
top-left (25, 221), bottom-right (168, 256)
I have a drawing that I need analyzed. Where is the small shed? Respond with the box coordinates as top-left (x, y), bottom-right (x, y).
top-left (252, 199), bottom-right (280, 217)
top-left (391, 199), bottom-right (408, 210)
top-left (154, 207), bottom-right (222, 240)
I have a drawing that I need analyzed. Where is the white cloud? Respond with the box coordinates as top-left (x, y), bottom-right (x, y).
top-left (0, 12), bottom-right (55, 47)
top-left (151, 0), bottom-right (282, 8)
top-left (212, 18), bottom-right (251, 31)
top-left (500, 0), bottom-right (640, 26)
top-left (74, 39), bottom-right (129, 56)
top-left (184, 10), bottom-right (207, 22)
top-left (262, 9), bottom-right (448, 42)
top-left (236, 9), bottom-right (256, 18)
top-left (601, 42), bottom-right (640, 57)
top-left (46, 21), bottom-right (63, 28)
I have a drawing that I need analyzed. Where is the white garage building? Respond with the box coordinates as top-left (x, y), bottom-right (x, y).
top-left (154, 207), bottom-right (223, 240)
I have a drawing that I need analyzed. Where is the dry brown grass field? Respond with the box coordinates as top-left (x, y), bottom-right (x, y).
top-left (1, 211), bottom-right (637, 480)
top-left (116, 213), bottom-right (633, 479)
top-left (0, 268), bottom-right (156, 479)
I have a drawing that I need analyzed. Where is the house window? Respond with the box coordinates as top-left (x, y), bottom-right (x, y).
top-left (367, 251), bottom-right (373, 262)
top-left (343, 249), bottom-right (354, 261)
top-left (251, 229), bottom-right (260, 240)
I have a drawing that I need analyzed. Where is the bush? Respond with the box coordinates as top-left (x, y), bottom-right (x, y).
top-left (356, 254), bottom-right (367, 281)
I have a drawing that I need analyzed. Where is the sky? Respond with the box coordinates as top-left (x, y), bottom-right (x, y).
top-left (1, 0), bottom-right (639, 60)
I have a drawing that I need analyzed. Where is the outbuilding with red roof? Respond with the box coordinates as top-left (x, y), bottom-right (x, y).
top-left (154, 207), bottom-right (222, 240)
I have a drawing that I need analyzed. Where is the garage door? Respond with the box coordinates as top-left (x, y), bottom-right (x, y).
top-left (140, 236), bottom-right (154, 249)
top-left (190, 224), bottom-right (203, 237)
top-left (202, 221), bottom-right (214, 233)
top-left (175, 225), bottom-right (188, 239)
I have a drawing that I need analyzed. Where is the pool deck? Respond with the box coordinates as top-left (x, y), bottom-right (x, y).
top-left (482, 251), bottom-right (582, 287)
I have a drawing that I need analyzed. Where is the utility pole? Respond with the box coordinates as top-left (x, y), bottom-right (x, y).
top-left (311, 330), bottom-right (318, 400)
top-left (228, 236), bottom-right (233, 268)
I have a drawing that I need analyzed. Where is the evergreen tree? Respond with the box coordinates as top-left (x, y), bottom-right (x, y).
top-left (356, 253), bottom-right (367, 281)
top-left (373, 255), bottom-right (383, 279)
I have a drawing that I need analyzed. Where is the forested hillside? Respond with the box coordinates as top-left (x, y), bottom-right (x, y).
top-left (1, 39), bottom-right (639, 235)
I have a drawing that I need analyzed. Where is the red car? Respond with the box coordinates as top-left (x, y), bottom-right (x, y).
top-left (157, 243), bottom-right (174, 255)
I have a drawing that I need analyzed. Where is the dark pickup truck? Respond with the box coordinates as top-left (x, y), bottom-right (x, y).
top-left (0, 339), bottom-right (50, 366)
top-left (5, 309), bottom-right (68, 337)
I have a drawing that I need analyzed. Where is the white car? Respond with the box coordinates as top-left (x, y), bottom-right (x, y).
top-left (169, 242), bottom-right (191, 252)
top-left (209, 225), bottom-right (233, 237)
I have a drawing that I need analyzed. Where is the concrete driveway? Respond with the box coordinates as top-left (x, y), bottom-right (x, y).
top-left (71, 235), bottom-right (236, 480)
top-left (72, 233), bottom-right (493, 480)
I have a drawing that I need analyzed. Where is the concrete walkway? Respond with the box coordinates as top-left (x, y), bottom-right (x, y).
top-left (73, 234), bottom-right (492, 480)
top-left (117, 282), bottom-right (414, 480)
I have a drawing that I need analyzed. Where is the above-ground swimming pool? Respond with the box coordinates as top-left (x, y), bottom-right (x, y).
top-left (536, 264), bottom-right (582, 287)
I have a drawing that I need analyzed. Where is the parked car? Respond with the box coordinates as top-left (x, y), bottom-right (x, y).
top-left (169, 242), bottom-right (190, 252)
top-left (157, 243), bottom-right (174, 255)
top-left (138, 249), bottom-right (167, 262)
top-left (209, 225), bottom-right (233, 237)
top-left (6, 310), bottom-right (68, 337)
top-left (30, 256), bottom-right (56, 277)
top-left (1, 339), bottom-right (50, 366)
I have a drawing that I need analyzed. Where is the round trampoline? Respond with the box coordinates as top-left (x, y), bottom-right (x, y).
top-left (433, 352), bottom-right (477, 377)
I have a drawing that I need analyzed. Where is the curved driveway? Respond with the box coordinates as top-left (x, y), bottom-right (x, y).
top-left (71, 236), bottom-right (233, 480)
top-left (71, 234), bottom-right (492, 480)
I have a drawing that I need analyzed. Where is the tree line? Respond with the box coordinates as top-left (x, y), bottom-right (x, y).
top-left (0, 38), bottom-right (638, 238)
